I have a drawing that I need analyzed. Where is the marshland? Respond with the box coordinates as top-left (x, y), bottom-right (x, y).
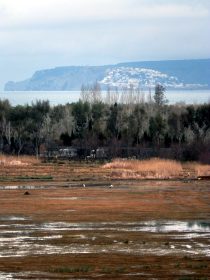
top-left (0, 156), bottom-right (210, 279)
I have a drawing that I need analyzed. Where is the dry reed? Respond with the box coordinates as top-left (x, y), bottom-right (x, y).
top-left (103, 158), bottom-right (210, 179)
top-left (185, 162), bottom-right (210, 176)
top-left (0, 155), bottom-right (39, 166)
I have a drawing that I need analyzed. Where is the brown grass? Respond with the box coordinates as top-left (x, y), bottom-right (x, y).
top-left (0, 154), bottom-right (209, 180)
top-left (103, 158), bottom-right (210, 179)
top-left (0, 155), bottom-right (39, 166)
top-left (185, 162), bottom-right (210, 176)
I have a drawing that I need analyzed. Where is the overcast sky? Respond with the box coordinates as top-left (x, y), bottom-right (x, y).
top-left (0, 0), bottom-right (210, 89)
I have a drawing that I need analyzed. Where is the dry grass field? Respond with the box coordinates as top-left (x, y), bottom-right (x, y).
top-left (103, 158), bottom-right (210, 179)
top-left (0, 156), bottom-right (210, 279)
top-left (0, 156), bottom-right (209, 182)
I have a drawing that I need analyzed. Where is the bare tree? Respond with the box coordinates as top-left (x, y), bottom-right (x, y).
top-left (80, 84), bottom-right (90, 103)
top-left (105, 85), bottom-right (111, 105)
top-left (90, 81), bottom-right (102, 104)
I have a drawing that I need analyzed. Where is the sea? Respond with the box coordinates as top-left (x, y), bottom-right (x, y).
top-left (0, 90), bottom-right (209, 106)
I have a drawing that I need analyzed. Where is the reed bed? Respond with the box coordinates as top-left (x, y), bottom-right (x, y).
top-left (185, 162), bottom-right (210, 176)
top-left (0, 155), bottom-right (39, 166)
top-left (103, 158), bottom-right (210, 179)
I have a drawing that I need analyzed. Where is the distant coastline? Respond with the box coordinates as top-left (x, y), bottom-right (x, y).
top-left (4, 58), bottom-right (210, 91)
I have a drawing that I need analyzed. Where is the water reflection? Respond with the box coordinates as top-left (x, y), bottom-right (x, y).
top-left (0, 216), bottom-right (210, 258)
top-left (141, 221), bottom-right (210, 233)
top-left (188, 221), bottom-right (210, 229)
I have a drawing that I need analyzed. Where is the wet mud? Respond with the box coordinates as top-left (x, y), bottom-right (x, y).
top-left (0, 180), bottom-right (209, 279)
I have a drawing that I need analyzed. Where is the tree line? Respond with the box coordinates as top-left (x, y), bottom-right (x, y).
top-left (0, 84), bottom-right (209, 162)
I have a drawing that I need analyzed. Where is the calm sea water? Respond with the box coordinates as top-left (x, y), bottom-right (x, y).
top-left (0, 90), bottom-right (209, 106)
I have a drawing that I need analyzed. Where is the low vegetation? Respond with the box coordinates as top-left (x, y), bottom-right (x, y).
top-left (0, 155), bottom-right (209, 180)
top-left (0, 178), bottom-right (209, 279)
top-left (0, 155), bottom-right (39, 166)
top-left (103, 158), bottom-right (210, 179)
top-left (51, 265), bottom-right (93, 273)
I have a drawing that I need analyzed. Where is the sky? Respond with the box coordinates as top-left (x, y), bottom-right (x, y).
top-left (0, 0), bottom-right (210, 90)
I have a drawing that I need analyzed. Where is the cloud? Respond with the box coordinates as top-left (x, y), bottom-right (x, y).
top-left (0, 0), bottom-right (209, 29)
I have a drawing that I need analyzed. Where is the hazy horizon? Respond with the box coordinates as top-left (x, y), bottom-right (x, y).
top-left (0, 0), bottom-right (210, 90)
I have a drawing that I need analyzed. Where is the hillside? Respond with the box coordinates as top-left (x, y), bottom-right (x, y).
top-left (4, 59), bottom-right (210, 91)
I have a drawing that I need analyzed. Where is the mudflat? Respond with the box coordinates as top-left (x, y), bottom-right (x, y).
top-left (0, 161), bottom-right (210, 279)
